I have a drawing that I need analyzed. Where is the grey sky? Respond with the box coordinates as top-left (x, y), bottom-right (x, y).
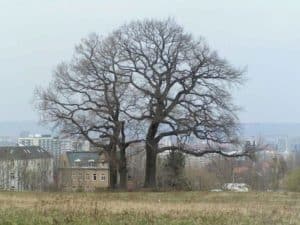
top-left (0, 0), bottom-right (299, 123)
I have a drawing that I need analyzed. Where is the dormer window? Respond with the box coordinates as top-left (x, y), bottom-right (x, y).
top-left (74, 159), bottom-right (81, 167)
top-left (88, 159), bottom-right (95, 167)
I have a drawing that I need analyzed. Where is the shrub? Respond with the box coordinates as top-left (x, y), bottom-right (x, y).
top-left (283, 168), bottom-right (300, 192)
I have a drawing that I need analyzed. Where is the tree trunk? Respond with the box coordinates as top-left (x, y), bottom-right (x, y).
top-left (109, 145), bottom-right (118, 189)
top-left (118, 147), bottom-right (127, 189)
top-left (109, 162), bottom-right (118, 189)
top-left (119, 168), bottom-right (127, 189)
top-left (144, 144), bottom-right (158, 188)
top-left (144, 123), bottom-right (159, 188)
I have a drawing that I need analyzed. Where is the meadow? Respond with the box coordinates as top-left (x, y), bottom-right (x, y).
top-left (0, 191), bottom-right (299, 225)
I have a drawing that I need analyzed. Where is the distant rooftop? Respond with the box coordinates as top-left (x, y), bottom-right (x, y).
top-left (66, 151), bottom-right (107, 167)
top-left (20, 134), bottom-right (56, 139)
top-left (0, 146), bottom-right (52, 160)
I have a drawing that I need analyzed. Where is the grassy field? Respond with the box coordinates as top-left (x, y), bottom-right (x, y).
top-left (0, 191), bottom-right (299, 225)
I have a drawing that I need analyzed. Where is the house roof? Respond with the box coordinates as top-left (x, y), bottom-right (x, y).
top-left (66, 151), bottom-right (107, 167)
top-left (0, 146), bottom-right (52, 160)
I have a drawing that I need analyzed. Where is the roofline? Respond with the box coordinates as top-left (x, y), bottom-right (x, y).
top-left (0, 157), bottom-right (53, 161)
top-left (65, 150), bottom-right (106, 154)
top-left (65, 151), bottom-right (104, 154)
top-left (58, 167), bottom-right (109, 170)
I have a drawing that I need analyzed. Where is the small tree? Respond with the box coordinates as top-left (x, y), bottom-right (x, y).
top-left (165, 150), bottom-right (186, 177)
top-left (159, 150), bottom-right (188, 189)
top-left (270, 155), bottom-right (287, 190)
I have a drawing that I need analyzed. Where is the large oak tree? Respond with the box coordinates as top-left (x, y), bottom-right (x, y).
top-left (36, 19), bottom-right (251, 189)
top-left (109, 19), bottom-right (246, 187)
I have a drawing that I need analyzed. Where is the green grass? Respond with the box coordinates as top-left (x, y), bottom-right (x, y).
top-left (0, 191), bottom-right (299, 225)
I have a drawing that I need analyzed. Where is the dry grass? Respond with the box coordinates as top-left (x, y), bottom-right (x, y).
top-left (0, 191), bottom-right (299, 224)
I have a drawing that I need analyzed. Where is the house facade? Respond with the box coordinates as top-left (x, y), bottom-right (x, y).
top-left (58, 151), bottom-right (109, 191)
top-left (18, 135), bottom-right (61, 168)
top-left (0, 146), bottom-right (54, 191)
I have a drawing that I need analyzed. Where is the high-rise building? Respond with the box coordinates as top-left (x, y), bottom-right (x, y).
top-left (60, 139), bottom-right (91, 153)
top-left (0, 136), bottom-right (16, 146)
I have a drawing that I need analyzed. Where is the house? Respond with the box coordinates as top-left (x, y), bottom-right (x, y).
top-left (58, 151), bottom-right (109, 191)
top-left (0, 146), bottom-right (54, 191)
top-left (18, 135), bottom-right (61, 168)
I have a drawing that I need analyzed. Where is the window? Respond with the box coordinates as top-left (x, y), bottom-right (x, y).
top-left (93, 174), bottom-right (97, 181)
top-left (10, 173), bottom-right (15, 180)
top-left (85, 174), bottom-right (90, 180)
top-left (101, 174), bottom-right (106, 181)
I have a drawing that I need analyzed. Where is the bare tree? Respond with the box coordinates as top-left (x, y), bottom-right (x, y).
top-left (107, 19), bottom-right (247, 187)
top-left (35, 34), bottom-right (142, 189)
top-left (36, 18), bottom-right (255, 189)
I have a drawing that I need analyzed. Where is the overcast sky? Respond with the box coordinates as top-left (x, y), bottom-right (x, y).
top-left (0, 0), bottom-right (299, 123)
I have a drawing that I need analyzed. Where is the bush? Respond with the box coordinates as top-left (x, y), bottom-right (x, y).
top-left (157, 150), bottom-right (190, 190)
top-left (283, 168), bottom-right (300, 192)
top-left (45, 183), bottom-right (59, 192)
top-left (76, 186), bottom-right (84, 192)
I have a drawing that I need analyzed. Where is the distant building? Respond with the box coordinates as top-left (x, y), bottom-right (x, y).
top-left (288, 137), bottom-right (300, 153)
top-left (18, 135), bottom-right (99, 168)
top-left (18, 135), bottom-right (60, 168)
top-left (58, 151), bottom-right (109, 191)
top-left (0, 136), bottom-right (16, 146)
top-left (60, 138), bottom-right (91, 153)
top-left (0, 146), bottom-right (54, 191)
